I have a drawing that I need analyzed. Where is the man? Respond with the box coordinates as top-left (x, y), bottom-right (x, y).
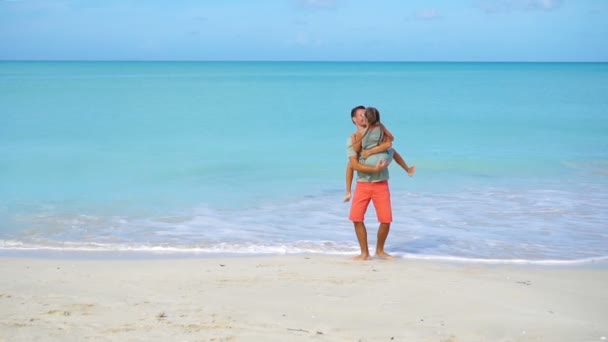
top-left (346, 106), bottom-right (394, 260)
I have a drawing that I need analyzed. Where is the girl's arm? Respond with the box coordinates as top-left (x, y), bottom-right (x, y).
top-left (360, 124), bottom-right (393, 158)
top-left (381, 123), bottom-right (394, 142)
top-left (361, 139), bottom-right (392, 158)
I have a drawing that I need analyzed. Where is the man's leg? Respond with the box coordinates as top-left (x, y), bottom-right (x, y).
top-left (353, 221), bottom-right (371, 260)
top-left (376, 223), bottom-right (392, 259)
top-left (371, 181), bottom-right (394, 259)
top-left (349, 182), bottom-right (372, 261)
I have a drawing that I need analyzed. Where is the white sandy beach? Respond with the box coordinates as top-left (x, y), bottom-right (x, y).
top-left (0, 255), bottom-right (607, 342)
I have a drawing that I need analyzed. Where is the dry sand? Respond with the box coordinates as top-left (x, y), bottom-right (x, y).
top-left (0, 255), bottom-right (607, 341)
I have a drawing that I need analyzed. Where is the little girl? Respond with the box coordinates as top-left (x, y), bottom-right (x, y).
top-left (344, 107), bottom-right (416, 202)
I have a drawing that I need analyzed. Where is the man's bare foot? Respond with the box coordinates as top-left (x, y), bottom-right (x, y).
top-left (375, 251), bottom-right (394, 260)
top-left (343, 193), bottom-right (352, 202)
top-left (351, 254), bottom-right (371, 261)
top-left (407, 165), bottom-right (416, 177)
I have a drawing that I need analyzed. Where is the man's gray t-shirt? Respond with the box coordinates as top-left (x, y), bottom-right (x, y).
top-left (346, 126), bottom-right (393, 183)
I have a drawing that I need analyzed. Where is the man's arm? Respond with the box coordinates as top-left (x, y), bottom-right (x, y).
top-left (349, 155), bottom-right (388, 173)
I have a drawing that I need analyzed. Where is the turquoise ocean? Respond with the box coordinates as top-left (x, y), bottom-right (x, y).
top-left (1, 62), bottom-right (607, 263)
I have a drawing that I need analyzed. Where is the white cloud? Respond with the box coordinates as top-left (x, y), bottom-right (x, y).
top-left (404, 8), bottom-right (442, 22)
top-left (294, 32), bottom-right (322, 47)
top-left (415, 9), bottom-right (441, 20)
top-left (0, 0), bottom-right (76, 13)
top-left (531, 0), bottom-right (561, 10)
top-left (296, 0), bottom-right (337, 10)
top-left (479, 0), bottom-right (562, 13)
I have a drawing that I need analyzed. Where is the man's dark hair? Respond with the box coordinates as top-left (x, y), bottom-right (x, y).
top-left (350, 105), bottom-right (365, 119)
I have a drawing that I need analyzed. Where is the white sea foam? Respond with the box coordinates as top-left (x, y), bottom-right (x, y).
top-left (2, 239), bottom-right (607, 265)
top-left (1, 186), bottom-right (608, 263)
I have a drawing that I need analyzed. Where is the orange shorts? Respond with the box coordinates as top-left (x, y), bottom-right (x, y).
top-left (349, 181), bottom-right (392, 223)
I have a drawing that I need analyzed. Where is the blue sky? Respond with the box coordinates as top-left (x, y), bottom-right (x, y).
top-left (1, 0), bottom-right (607, 61)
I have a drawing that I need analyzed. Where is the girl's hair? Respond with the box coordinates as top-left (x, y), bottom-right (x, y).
top-left (364, 107), bottom-right (381, 125)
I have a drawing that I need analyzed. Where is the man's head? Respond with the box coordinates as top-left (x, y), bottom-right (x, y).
top-left (350, 105), bottom-right (366, 127)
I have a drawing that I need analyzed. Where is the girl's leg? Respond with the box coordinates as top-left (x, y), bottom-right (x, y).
top-left (393, 149), bottom-right (416, 177)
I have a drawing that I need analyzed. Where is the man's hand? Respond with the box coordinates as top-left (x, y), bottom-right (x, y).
top-left (343, 192), bottom-right (352, 202)
top-left (373, 160), bottom-right (389, 172)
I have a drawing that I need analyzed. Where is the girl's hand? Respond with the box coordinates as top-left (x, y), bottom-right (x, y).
top-left (360, 149), bottom-right (371, 159)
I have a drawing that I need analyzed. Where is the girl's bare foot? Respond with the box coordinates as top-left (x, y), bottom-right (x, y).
top-left (375, 251), bottom-right (394, 260)
top-left (407, 165), bottom-right (416, 177)
top-left (351, 254), bottom-right (371, 261)
top-left (343, 192), bottom-right (352, 202)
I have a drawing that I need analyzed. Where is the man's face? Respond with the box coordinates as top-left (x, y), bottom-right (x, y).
top-left (353, 108), bottom-right (367, 127)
